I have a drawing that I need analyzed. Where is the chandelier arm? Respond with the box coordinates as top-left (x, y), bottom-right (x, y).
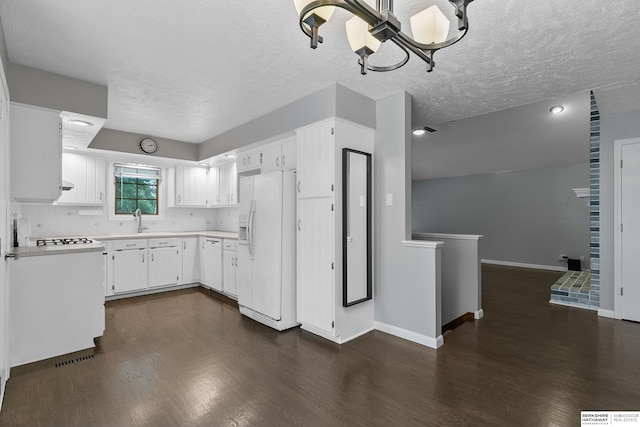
top-left (365, 40), bottom-right (410, 72)
top-left (396, 26), bottom-right (469, 53)
top-left (299, 0), bottom-right (385, 43)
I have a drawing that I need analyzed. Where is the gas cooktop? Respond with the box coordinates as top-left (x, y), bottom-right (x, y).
top-left (36, 238), bottom-right (93, 246)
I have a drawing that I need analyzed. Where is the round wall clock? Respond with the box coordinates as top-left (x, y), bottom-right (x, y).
top-left (140, 138), bottom-right (157, 154)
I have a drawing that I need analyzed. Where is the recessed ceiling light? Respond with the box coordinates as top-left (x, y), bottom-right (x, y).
top-left (198, 163), bottom-right (209, 167)
top-left (550, 105), bottom-right (565, 114)
top-left (63, 146), bottom-right (79, 150)
top-left (68, 119), bottom-right (94, 127)
top-left (413, 129), bottom-right (426, 136)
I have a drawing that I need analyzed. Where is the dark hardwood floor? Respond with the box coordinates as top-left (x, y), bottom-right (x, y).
top-left (1, 265), bottom-right (639, 426)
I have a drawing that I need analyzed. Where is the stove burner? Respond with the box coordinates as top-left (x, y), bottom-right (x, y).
top-left (36, 238), bottom-right (93, 246)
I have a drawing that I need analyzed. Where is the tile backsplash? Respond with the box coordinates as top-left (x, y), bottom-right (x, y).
top-left (12, 204), bottom-right (238, 239)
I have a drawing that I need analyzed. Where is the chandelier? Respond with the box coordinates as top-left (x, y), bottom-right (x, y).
top-left (294, 0), bottom-right (474, 75)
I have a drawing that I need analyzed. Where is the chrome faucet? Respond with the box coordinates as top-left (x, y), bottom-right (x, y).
top-left (133, 208), bottom-right (148, 233)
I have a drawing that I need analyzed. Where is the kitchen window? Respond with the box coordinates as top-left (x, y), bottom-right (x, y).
top-left (114, 164), bottom-right (162, 215)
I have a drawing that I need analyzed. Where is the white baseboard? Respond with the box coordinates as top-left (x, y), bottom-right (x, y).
top-left (598, 309), bottom-right (615, 319)
top-left (374, 321), bottom-right (444, 349)
top-left (482, 259), bottom-right (567, 272)
top-left (474, 309), bottom-right (484, 320)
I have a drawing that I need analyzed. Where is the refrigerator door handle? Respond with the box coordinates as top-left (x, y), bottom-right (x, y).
top-left (248, 200), bottom-right (256, 259)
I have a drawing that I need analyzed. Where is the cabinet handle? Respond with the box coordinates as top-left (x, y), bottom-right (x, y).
top-left (178, 195), bottom-right (181, 203)
top-left (159, 241), bottom-right (168, 245)
top-left (216, 195), bottom-right (219, 203)
top-left (151, 253), bottom-right (154, 262)
top-left (142, 254), bottom-right (145, 263)
top-left (202, 241), bottom-right (205, 250)
top-left (248, 155), bottom-right (251, 165)
top-left (297, 181), bottom-right (301, 193)
top-left (282, 155), bottom-right (285, 168)
top-left (276, 157), bottom-right (280, 169)
top-left (183, 241), bottom-right (186, 250)
top-left (126, 243), bottom-right (136, 247)
top-left (298, 219), bottom-right (301, 231)
top-left (99, 191), bottom-right (103, 201)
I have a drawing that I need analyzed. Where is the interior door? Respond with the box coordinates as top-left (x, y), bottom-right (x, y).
top-left (0, 62), bottom-right (10, 391)
top-left (251, 171), bottom-right (283, 320)
top-left (620, 141), bottom-right (640, 322)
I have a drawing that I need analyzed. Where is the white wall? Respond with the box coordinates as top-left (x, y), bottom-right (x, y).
top-left (599, 107), bottom-right (640, 311)
top-left (413, 163), bottom-right (591, 269)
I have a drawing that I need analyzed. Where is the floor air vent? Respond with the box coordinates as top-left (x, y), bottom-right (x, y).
top-left (55, 354), bottom-right (94, 368)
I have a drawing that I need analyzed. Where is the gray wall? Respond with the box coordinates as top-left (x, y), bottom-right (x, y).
top-left (412, 163), bottom-right (591, 268)
top-left (599, 107), bottom-right (640, 311)
top-left (90, 128), bottom-right (199, 161)
top-left (8, 64), bottom-right (107, 118)
top-left (198, 83), bottom-right (376, 159)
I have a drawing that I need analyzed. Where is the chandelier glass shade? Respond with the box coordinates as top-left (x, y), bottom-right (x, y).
top-left (294, 0), bottom-right (474, 75)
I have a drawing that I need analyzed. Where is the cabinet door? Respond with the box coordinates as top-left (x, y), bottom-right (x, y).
top-left (149, 246), bottom-right (180, 288)
top-left (281, 138), bottom-right (297, 171)
top-left (113, 249), bottom-right (148, 293)
top-left (296, 121), bottom-right (334, 198)
top-left (296, 197), bottom-right (335, 334)
top-left (206, 166), bottom-right (219, 206)
top-left (219, 162), bottom-right (238, 205)
top-left (228, 162), bottom-right (238, 205)
top-left (175, 166), bottom-right (189, 206)
top-left (223, 250), bottom-right (237, 297)
top-left (261, 145), bottom-right (282, 173)
top-left (181, 237), bottom-right (200, 283)
top-left (190, 167), bottom-right (208, 206)
top-left (10, 103), bottom-right (62, 203)
top-left (88, 155), bottom-right (107, 205)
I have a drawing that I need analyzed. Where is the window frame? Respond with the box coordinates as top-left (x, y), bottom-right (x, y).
top-left (109, 162), bottom-right (166, 221)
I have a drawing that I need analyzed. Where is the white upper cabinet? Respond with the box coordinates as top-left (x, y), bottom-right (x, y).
top-left (57, 152), bottom-right (106, 205)
top-left (175, 165), bottom-right (208, 207)
top-left (236, 149), bottom-right (261, 173)
top-left (296, 120), bottom-right (334, 199)
top-left (260, 144), bottom-right (282, 174)
top-left (219, 162), bottom-right (238, 205)
top-left (10, 103), bottom-right (62, 203)
top-left (206, 166), bottom-right (220, 206)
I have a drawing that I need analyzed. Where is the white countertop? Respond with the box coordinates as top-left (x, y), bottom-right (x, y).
top-left (8, 242), bottom-right (105, 258)
top-left (13, 230), bottom-right (238, 258)
top-left (89, 230), bottom-right (239, 241)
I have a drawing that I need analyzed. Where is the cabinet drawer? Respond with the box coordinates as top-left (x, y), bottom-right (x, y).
top-left (148, 238), bottom-right (179, 248)
top-left (223, 239), bottom-right (237, 251)
top-left (113, 239), bottom-right (148, 250)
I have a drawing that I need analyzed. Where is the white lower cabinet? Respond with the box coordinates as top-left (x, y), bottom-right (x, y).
top-left (199, 237), bottom-right (222, 291)
top-left (113, 241), bottom-right (148, 294)
top-left (149, 238), bottom-right (180, 288)
top-left (182, 237), bottom-right (200, 284)
top-left (223, 239), bottom-right (237, 297)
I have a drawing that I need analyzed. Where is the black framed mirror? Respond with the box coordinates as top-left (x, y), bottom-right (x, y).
top-left (342, 148), bottom-right (372, 307)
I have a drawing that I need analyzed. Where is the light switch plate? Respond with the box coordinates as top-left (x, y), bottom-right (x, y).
top-left (386, 194), bottom-right (393, 206)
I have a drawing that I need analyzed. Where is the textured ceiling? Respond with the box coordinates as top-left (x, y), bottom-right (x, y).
top-left (0, 0), bottom-right (639, 144)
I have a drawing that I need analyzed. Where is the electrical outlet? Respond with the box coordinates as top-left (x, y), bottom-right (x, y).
top-left (580, 256), bottom-right (585, 262)
top-left (559, 254), bottom-right (567, 261)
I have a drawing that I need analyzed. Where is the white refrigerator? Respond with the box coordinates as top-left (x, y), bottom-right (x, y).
top-left (237, 170), bottom-right (298, 331)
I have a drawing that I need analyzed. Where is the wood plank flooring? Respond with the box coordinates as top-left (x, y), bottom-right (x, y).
top-left (1, 265), bottom-right (639, 426)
